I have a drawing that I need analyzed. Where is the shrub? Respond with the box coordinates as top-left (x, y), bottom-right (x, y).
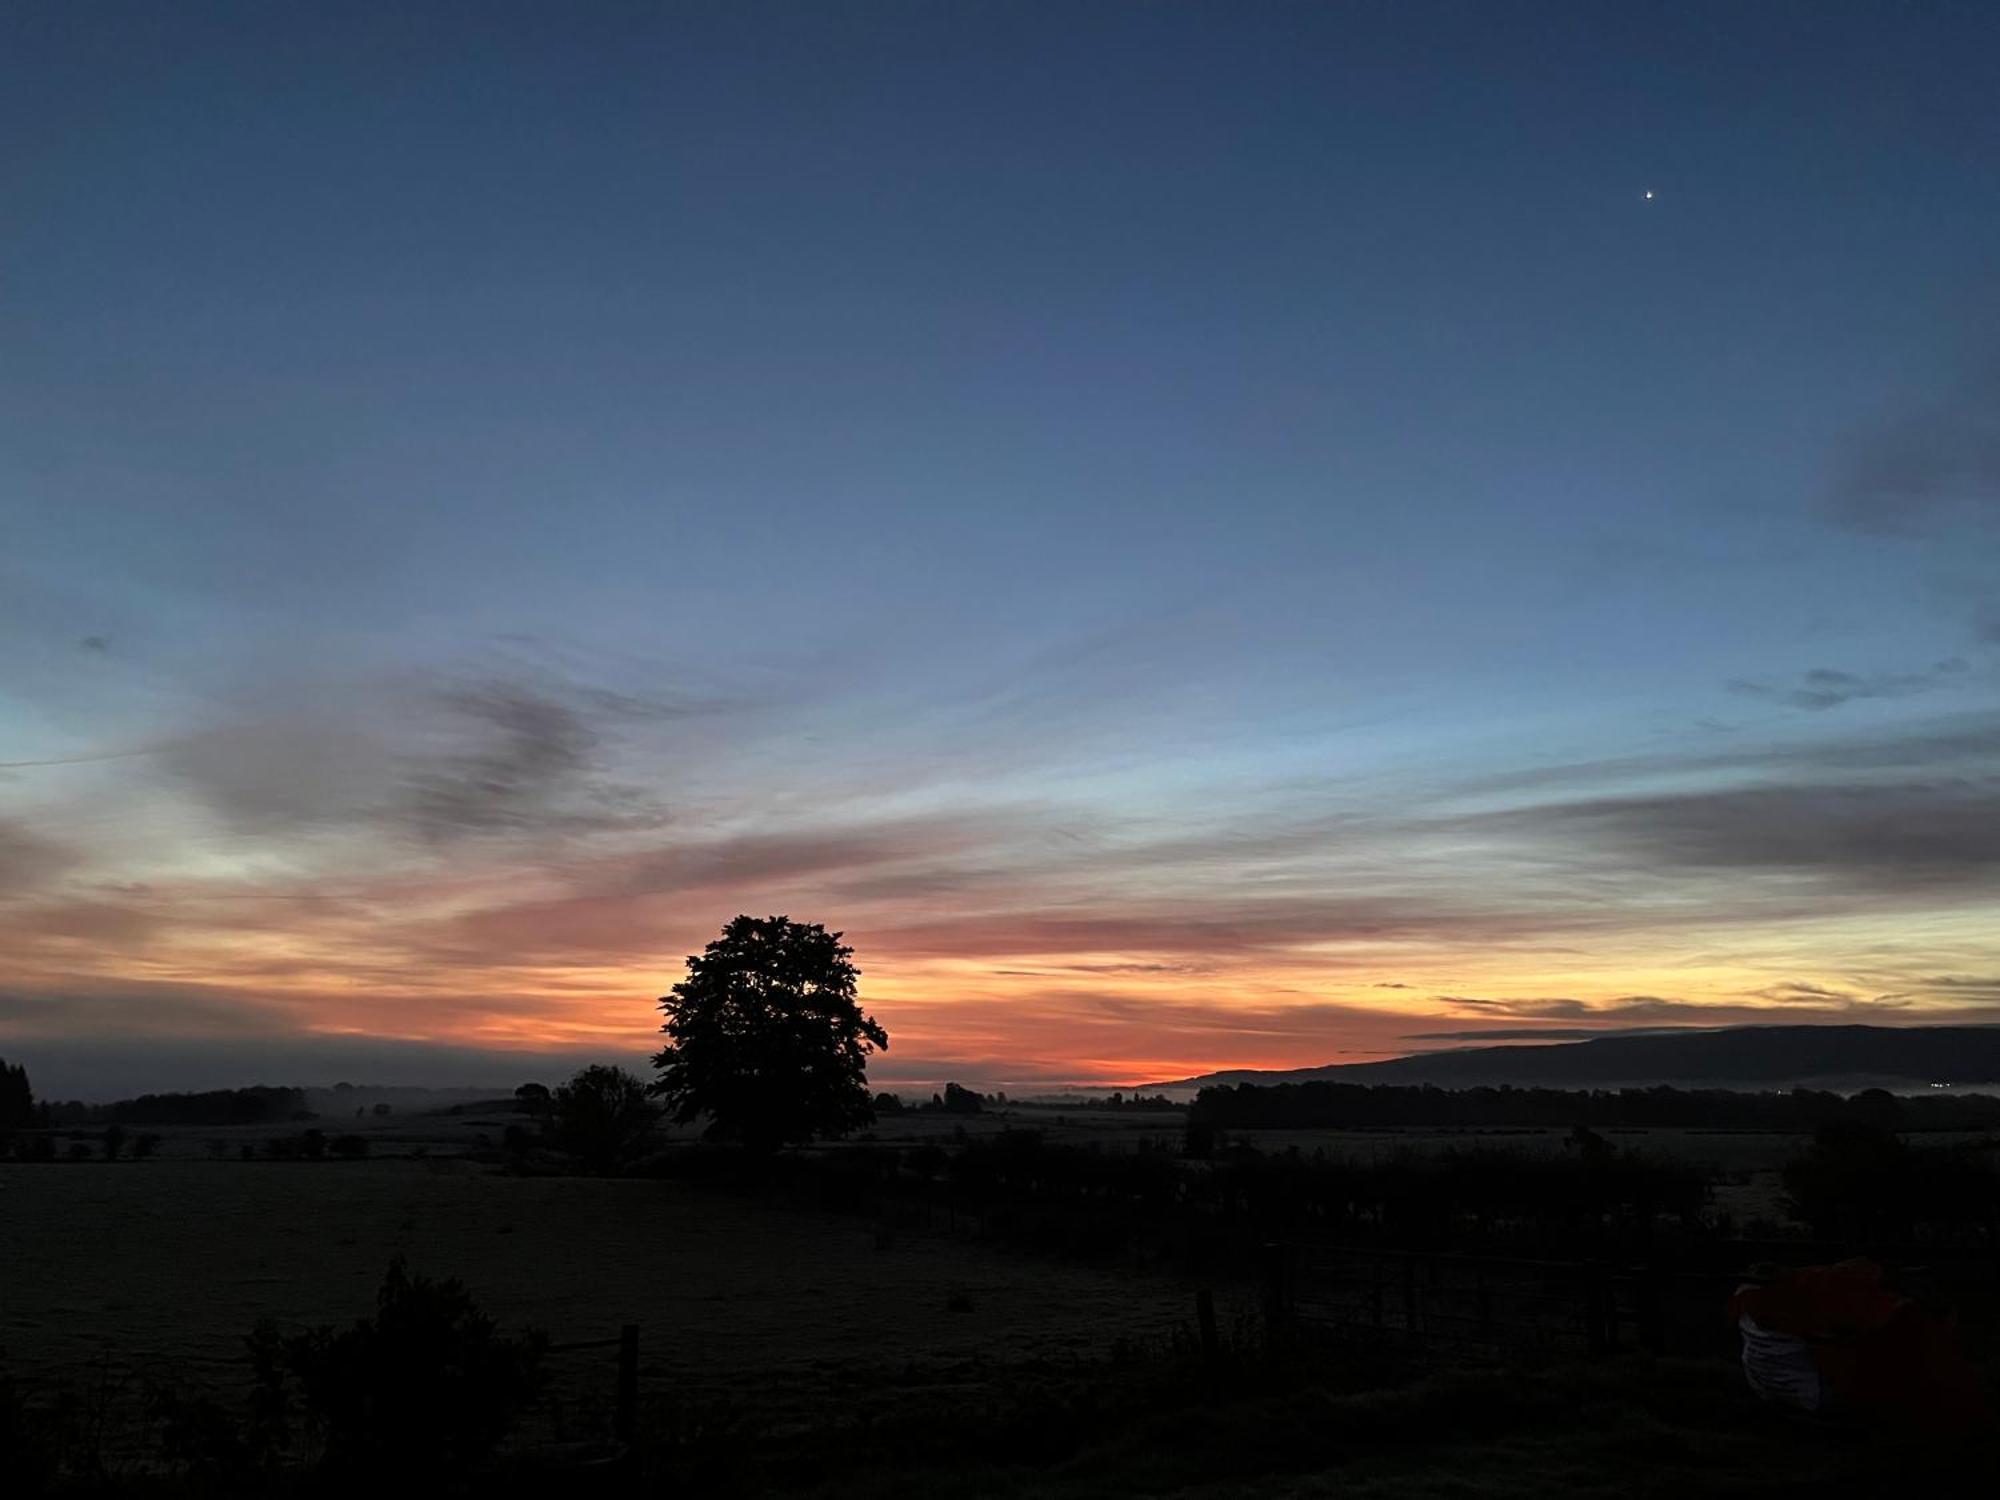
top-left (249, 1260), bottom-right (546, 1482)
top-left (0, 1368), bottom-right (58, 1496)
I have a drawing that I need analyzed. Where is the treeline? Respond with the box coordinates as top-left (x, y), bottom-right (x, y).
top-left (796, 1129), bottom-right (1713, 1260)
top-left (1192, 1081), bottom-right (2000, 1132)
top-left (1057, 1091), bottom-right (1183, 1112)
top-left (38, 1086), bottom-right (311, 1128)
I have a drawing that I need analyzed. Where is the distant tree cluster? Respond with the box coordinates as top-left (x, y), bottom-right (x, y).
top-left (1192, 1081), bottom-right (2000, 1133)
top-left (39, 1086), bottom-right (310, 1128)
top-left (1782, 1121), bottom-right (2000, 1242)
top-left (549, 1065), bottom-right (655, 1171)
top-left (0, 1057), bottom-right (33, 1130)
top-left (1067, 1091), bottom-right (1181, 1112)
top-left (873, 1082), bottom-right (1011, 1115)
top-left (931, 1081), bottom-right (989, 1115)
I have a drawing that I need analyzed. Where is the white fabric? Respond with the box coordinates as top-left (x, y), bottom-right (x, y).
top-left (1738, 1313), bottom-right (1824, 1412)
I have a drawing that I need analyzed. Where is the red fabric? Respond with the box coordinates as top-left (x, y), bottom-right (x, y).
top-left (1729, 1260), bottom-right (1987, 1432)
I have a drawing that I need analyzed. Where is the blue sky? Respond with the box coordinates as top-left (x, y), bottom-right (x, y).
top-left (3, 2), bottom-right (1997, 1096)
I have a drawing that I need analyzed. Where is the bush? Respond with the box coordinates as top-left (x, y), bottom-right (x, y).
top-left (0, 1368), bottom-right (58, 1496)
top-left (247, 1260), bottom-right (546, 1482)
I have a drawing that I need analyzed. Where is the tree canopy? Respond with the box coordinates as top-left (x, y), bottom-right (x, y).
top-left (652, 914), bottom-right (887, 1150)
top-left (549, 1065), bottom-right (655, 1171)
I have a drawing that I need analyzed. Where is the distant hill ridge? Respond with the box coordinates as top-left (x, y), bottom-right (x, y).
top-left (1152, 1025), bottom-right (2000, 1092)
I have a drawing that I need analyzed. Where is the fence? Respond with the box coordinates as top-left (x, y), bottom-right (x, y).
top-left (517, 1323), bottom-right (640, 1451)
top-left (1267, 1245), bottom-right (1635, 1359)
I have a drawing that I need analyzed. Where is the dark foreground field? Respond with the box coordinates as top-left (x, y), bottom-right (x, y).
top-left (6, 1132), bottom-right (1993, 1496)
top-left (0, 1157), bottom-right (1201, 1438)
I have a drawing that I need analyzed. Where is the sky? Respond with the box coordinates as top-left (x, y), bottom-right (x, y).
top-left (3, 2), bottom-right (1999, 1098)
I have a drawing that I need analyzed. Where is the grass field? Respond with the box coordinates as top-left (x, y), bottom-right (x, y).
top-left (0, 1155), bottom-right (1213, 1439)
top-left (9, 1112), bottom-right (1993, 1494)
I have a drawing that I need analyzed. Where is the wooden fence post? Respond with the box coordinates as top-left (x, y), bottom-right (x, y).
top-left (1634, 1267), bottom-right (1666, 1354)
top-left (615, 1324), bottom-right (639, 1445)
top-left (1195, 1287), bottom-right (1220, 1368)
top-left (1583, 1265), bottom-right (1610, 1357)
top-left (1261, 1242), bottom-right (1292, 1354)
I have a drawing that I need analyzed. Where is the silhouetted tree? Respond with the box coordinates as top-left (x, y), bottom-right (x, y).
top-left (1566, 1123), bottom-right (1613, 1163)
top-left (652, 915), bottom-right (887, 1151)
top-left (0, 1059), bottom-right (33, 1131)
top-left (551, 1065), bottom-right (655, 1171)
top-left (1850, 1087), bottom-right (1905, 1131)
top-left (513, 1082), bottom-right (552, 1116)
top-left (939, 1081), bottom-right (984, 1115)
top-left (1783, 1120), bottom-right (2000, 1241)
top-left (1783, 1120), bottom-right (1908, 1239)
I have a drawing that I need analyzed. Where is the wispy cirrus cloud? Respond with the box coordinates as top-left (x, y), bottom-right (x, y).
top-left (1435, 994), bottom-right (1706, 1023)
top-left (7, 629), bottom-right (2000, 1090)
top-left (1471, 778), bottom-right (2000, 893)
top-left (0, 820), bottom-right (75, 895)
top-left (1825, 362), bottom-right (2000, 536)
top-left (1726, 659), bottom-right (1971, 712)
top-left (160, 676), bottom-right (676, 847)
top-left (1402, 1026), bottom-right (1708, 1042)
